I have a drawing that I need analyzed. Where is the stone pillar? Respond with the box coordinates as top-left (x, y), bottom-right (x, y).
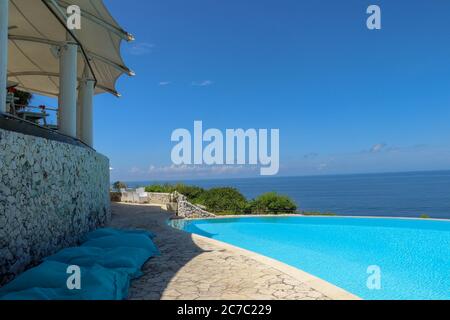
top-left (58, 34), bottom-right (78, 137)
top-left (0, 0), bottom-right (9, 114)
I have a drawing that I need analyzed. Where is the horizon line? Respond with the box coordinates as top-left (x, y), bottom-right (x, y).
top-left (115, 168), bottom-right (450, 184)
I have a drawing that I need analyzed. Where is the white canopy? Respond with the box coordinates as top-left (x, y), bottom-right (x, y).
top-left (7, 0), bottom-right (133, 97)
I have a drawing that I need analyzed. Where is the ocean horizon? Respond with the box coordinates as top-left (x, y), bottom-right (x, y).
top-left (124, 170), bottom-right (450, 219)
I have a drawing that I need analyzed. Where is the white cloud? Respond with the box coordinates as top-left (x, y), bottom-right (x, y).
top-left (192, 80), bottom-right (213, 87)
top-left (128, 42), bottom-right (155, 56)
top-left (148, 164), bottom-right (257, 176)
top-left (370, 143), bottom-right (387, 153)
top-left (130, 166), bottom-right (143, 174)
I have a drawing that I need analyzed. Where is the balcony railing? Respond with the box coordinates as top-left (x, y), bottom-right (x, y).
top-left (0, 108), bottom-right (92, 151)
top-left (8, 103), bottom-right (58, 130)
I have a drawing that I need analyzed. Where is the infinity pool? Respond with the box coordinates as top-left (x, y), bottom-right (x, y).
top-left (170, 216), bottom-right (450, 300)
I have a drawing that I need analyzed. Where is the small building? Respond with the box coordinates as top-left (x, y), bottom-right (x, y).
top-left (0, 0), bottom-right (133, 284)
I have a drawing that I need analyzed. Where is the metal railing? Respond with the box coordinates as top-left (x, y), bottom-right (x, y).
top-left (10, 103), bottom-right (58, 128)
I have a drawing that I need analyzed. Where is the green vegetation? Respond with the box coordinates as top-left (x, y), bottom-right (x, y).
top-left (112, 181), bottom-right (127, 192)
top-left (248, 192), bottom-right (297, 215)
top-left (144, 184), bottom-right (298, 215)
top-left (420, 214), bottom-right (431, 219)
top-left (198, 187), bottom-right (248, 214)
top-left (301, 211), bottom-right (337, 216)
top-left (174, 184), bottom-right (205, 203)
top-left (14, 90), bottom-right (33, 107)
top-left (144, 183), bottom-right (204, 203)
top-left (144, 183), bottom-right (174, 193)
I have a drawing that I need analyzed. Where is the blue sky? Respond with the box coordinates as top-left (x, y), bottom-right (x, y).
top-left (34, 0), bottom-right (450, 181)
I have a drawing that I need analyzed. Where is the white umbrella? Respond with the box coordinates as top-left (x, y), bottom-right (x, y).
top-left (7, 0), bottom-right (134, 97)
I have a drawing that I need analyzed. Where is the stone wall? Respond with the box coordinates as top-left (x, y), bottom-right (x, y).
top-left (172, 192), bottom-right (216, 219)
top-left (0, 128), bottom-right (111, 285)
top-left (118, 189), bottom-right (216, 219)
top-left (148, 192), bottom-right (173, 205)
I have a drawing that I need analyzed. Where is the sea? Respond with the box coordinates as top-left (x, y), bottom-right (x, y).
top-left (125, 170), bottom-right (450, 219)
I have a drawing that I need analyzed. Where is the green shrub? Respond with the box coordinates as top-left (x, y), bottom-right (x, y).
top-left (14, 90), bottom-right (33, 107)
top-left (420, 214), bottom-right (430, 219)
top-left (200, 187), bottom-right (248, 214)
top-left (249, 192), bottom-right (297, 214)
top-left (301, 211), bottom-right (336, 216)
top-left (145, 184), bottom-right (174, 193)
top-left (144, 184), bottom-right (297, 216)
top-left (112, 181), bottom-right (127, 192)
top-left (173, 184), bottom-right (205, 202)
top-left (145, 184), bottom-right (206, 203)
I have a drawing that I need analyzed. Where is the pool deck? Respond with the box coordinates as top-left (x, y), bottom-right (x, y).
top-left (110, 203), bottom-right (360, 300)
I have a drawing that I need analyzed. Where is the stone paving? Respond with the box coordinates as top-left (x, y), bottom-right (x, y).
top-left (110, 203), bottom-right (333, 300)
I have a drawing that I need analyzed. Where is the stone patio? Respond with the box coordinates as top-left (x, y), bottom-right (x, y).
top-left (110, 203), bottom-right (358, 300)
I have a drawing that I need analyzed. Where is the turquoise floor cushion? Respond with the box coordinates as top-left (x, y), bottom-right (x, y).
top-left (44, 246), bottom-right (153, 279)
top-left (83, 228), bottom-right (155, 242)
top-left (0, 261), bottom-right (130, 300)
top-left (82, 234), bottom-right (160, 257)
top-left (0, 228), bottom-right (159, 300)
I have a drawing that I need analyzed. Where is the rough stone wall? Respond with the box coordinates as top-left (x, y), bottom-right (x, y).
top-left (148, 192), bottom-right (173, 205)
top-left (121, 191), bottom-right (149, 204)
top-left (172, 192), bottom-right (215, 219)
top-left (0, 128), bottom-right (111, 285)
top-left (118, 189), bottom-right (215, 219)
top-left (177, 200), bottom-right (216, 219)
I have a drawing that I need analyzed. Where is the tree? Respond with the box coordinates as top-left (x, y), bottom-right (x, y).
top-left (201, 187), bottom-right (248, 214)
top-left (113, 181), bottom-right (127, 192)
top-left (173, 184), bottom-right (205, 203)
top-left (145, 184), bottom-right (173, 193)
top-left (144, 184), bottom-right (206, 203)
top-left (250, 192), bottom-right (297, 214)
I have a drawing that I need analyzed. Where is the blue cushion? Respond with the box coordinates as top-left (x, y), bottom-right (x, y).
top-left (45, 246), bottom-right (153, 279)
top-left (83, 228), bottom-right (155, 242)
top-left (0, 261), bottom-right (130, 300)
top-left (82, 234), bottom-right (160, 257)
top-left (0, 228), bottom-right (159, 300)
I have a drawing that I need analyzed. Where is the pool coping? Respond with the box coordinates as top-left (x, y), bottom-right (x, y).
top-left (188, 232), bottom-right (361, 300)
top-left (167, 215), bottom-right (362, 300)
top-left (117, 202), bottom-right (450, 222)
top-left (171, 214), bottom-right (449, 300)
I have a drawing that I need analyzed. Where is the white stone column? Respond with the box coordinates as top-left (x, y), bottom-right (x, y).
top-left (78, 77), bottom-right (95, 147)
top-left (58, 35), bottom-right (78, 137)
top-left (0, 0), bottom-right (9, 114)
top-left (76, 84), bottom-right (83, 139)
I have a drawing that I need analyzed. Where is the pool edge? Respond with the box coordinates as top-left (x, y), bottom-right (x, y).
top-left (183, 214), bottom-right (450, 222)
top-left (190, 233), bottom-right (362, 301)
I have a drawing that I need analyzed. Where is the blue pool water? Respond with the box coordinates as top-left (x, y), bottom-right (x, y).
top-left (171, 216), bottom-right (450, 300)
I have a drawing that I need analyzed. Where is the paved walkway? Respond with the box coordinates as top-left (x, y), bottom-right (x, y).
top-left (110, 203), bottom-right (357, 300)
